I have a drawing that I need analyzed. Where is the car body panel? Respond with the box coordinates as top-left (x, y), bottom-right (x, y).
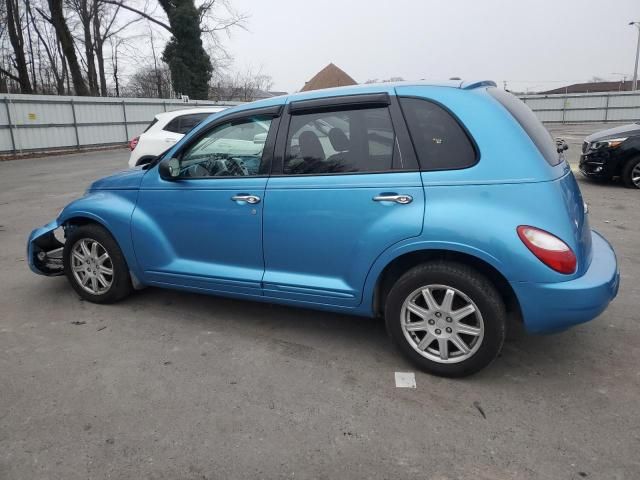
top-left (262, 172), bottom-right (425, 306)
top-left (511, 231), bottom-right (619, 333)
top-left (131, 173), bottom-right (267, 296)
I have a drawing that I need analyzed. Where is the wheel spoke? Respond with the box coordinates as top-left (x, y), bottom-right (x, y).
top-left (98, 253), bottom-right (109, 265)
top-left (90, 241), bottom-right (98, 259)
top-left (438, 338), bottom-right (449, 360)
top-left (421, 288), bottom-right (438, 310)
top-left (72, 250), bottom-right (85, 262)
top-left (440, 288), bottom-right (455, 312)
top-left (451, 304), bottom-right (476, 322)
top-left (456, 323), bottom-right (482, 336)
top-left (90, 276), bottom-right (98, 292)
top-left (417, 332), bottom-right (435, 350)
top-left (407, 301), bottom-right (429, 319)
top-left (96, 273), bottom-right (110, 289)
top-left (80, 241), bottom-right (91, 258)
top-left (450, 334), bottom-right (470, 354)
top-left (81, 273), bottom-right (91, 286)
top-left (405, 320), bottom-right (428, 332)
top-left (98, 265), bottom-right (113, 276)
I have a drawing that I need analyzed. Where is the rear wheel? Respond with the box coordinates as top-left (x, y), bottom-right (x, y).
top-left (385, 261), bottom-right (506, 377)
top-left (621, 157), bottom-right (640, 189)
top-left (63, 224), bottom-right (132, 303)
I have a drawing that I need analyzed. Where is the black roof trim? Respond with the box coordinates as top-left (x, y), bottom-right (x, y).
top-left (289, 93), bottom-right (391, 114)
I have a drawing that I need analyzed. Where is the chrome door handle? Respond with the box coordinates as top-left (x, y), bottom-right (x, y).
top-left (373, 194), bottom-right (413, 204)
top-left (231, 194), bottom-right (261, 204)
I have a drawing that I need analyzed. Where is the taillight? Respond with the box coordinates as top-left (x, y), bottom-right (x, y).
top-left (129, 136), bottom-right (140, 151)
top-left (517, 226), bottom-right (577, 274)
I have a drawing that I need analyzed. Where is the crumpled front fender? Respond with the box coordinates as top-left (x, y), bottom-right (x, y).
top-left (27, 218), bottom-right (64, 276)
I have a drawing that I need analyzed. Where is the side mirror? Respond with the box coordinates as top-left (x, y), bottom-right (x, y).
top-left (158, 157), bottom-right (181, 180)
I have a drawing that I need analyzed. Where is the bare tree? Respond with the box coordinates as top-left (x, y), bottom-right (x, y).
top-left (210, 67), bottom-right (273, 102)
top-left (44, 0), bottom-right (89, 95)
top-left (4, 0), bottom-right (33, 92)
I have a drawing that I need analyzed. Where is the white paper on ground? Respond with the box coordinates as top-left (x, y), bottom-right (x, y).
top-left (395, 371), bottom-right (416, 388)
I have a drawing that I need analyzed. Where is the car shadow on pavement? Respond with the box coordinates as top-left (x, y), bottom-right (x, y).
top-left (107, 285), bottom-right (603, 381)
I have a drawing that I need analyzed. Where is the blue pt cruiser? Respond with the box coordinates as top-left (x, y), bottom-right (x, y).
top-left (28, 80), bottom-right (619, 377)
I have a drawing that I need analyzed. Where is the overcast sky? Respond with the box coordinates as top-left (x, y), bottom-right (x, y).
top-left (222, 0), bottom-right (639, 93)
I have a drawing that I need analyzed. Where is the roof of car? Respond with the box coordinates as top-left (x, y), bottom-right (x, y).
top-left (221, 79), bottom-right (497, 117)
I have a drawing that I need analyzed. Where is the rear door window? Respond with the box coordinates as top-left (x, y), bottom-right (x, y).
top-left (399, 98), bottom-right (477, 171)
top-left (284, 107), bottom-right (397, 175)
top-left (488, 87), bottom-right (561, 166)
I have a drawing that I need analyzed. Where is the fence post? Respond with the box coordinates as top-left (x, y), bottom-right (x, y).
top-left (561, 96), bottom-right (567, 124)
top-left (162, 101), bottom-right (167, 112)
top-left (121, 100), bottom-right (129, 141)
top-left (4, 97), bottom-right (16, 154)
top-left (70, 98), bottom-right (80, 149)
top-left (604, 94), bottom-right (610, 122)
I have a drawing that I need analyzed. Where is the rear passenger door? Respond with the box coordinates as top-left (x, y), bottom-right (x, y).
top-left (262, 93), bottom-right (425, 307)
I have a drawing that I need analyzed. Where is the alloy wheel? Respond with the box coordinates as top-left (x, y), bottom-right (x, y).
top-left (400, 284), bottom-right (485, 364)
top-left (70, 238), bottom-right (114, 295)
top-left (632, 163), bottom-right (640, 188)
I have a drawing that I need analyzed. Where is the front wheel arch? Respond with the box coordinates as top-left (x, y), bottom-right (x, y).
top-left (373, 249), bottom-right (522, 324)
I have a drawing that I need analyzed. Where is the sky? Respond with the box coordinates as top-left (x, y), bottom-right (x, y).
top-left (218, 0), bottom-right (640, 93)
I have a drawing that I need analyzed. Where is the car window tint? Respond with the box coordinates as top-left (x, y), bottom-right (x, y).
top-left (399, 97), bottom-right (477, 171)
top-left (488, 87), bottom-right (561, 166)
top-left (284, 107), bottom-right (396, 175)
top-left (163, 113), bottom-right (209, 135)
top-left (178, 117), bottom-right (272, 178)
top-left (178, 113), bottom-right (209, 134)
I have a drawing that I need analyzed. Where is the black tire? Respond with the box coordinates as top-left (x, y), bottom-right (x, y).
top-left (63, 223), bottom-right (132, 304)
top-left (385, 261), bottom-right (506, 378)
top-left (621, 157), bottom-right (640, 189)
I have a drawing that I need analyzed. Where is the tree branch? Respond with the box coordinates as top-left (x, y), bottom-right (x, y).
top-left (0, 66), bottom-right (21, 82)
top-left (99, 0), bottom-right (171, 31)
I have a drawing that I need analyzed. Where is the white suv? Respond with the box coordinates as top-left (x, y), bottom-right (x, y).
top-left (128, 107), bottom-right (227, 168)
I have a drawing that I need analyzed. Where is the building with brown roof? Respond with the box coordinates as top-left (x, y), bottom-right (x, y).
top-left (300, 63), bottom-right (357, 92)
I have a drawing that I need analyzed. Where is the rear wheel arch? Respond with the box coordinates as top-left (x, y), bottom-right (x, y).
top-left (373, 249), bottom-right (522, 323)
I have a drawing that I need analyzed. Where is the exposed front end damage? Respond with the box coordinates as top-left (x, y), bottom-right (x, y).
top-left (28, 220), bottom-right (66, 276)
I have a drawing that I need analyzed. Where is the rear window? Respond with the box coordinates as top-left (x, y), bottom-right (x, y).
top-left (488, 88), bottom-right (561, 166)
top-left (164, 113), bottom-right (210, 134)
top-left (399, 97), bottom-right (477, 171)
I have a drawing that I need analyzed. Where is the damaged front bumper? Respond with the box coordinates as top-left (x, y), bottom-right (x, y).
top-left (27, 219), bottom-right (65, 276)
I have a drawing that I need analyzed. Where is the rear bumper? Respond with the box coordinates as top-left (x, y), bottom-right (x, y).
top-left (511, 230), bottom-right (619, 334)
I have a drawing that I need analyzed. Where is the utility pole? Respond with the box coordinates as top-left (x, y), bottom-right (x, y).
top-left (631, 21), bottom-right (640, 91)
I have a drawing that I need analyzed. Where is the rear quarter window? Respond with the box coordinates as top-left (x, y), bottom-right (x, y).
top-left (399, 97), bottom-right (477, 171)
top-left (488, 88), bottom-right (561, 166)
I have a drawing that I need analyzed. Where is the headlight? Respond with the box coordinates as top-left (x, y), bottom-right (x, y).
top-left (591, 137), bottom-right (627, 150)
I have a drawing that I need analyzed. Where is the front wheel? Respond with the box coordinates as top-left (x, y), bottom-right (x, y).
top-left (385, 261), bottom-right (506, 377)
top-left (63, 224), bottom-right (132, 304)
top-left (621, 157), bottom-right (640, 189)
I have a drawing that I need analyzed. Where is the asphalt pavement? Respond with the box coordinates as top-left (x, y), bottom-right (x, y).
top-left (1, 125), bottom-right (639, 479)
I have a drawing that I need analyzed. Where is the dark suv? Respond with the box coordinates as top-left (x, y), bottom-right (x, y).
top-left (579, 122), bottom-right (640, 188)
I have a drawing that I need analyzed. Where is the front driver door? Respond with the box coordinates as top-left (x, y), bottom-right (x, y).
top-left (132, 109), bottom-right (279, 296)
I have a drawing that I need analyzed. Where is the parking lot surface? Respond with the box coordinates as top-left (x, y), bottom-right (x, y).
top-left (1, 125), bottom-right (639, 479)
